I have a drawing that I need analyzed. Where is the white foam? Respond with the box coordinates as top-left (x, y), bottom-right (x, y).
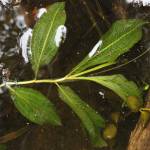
top-left (19, 28), bottom-right (32, 63)
top-left (55, 25), bottom-right (67, 47)
top-left (126, 0), bottom-right (150, 6)
top-left (88, 40), bottom-right (103, 58)
top-left (0, 0), bottom-right (11, 6)
top-left (36, 8), bottom-right (47, 19)
top-left (15, 15), bottom-right (27, 29)
top-left (99, 91), bottom-right (105, 99)
top-left (0, 6), bottom-right (5, 21)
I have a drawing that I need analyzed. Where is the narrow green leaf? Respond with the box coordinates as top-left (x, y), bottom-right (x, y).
top-left (31, 2), bottom-right (66, 77)
top-left (77, 75), bottom-right (142, 103)
top-left (9, 87), bottom-right (61, 125)
top-left (58, 85), bottom-right (107, 148)
top-left (71, 19), bottom-right (146, 74)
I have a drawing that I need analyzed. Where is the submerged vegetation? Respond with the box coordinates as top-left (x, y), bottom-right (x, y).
top-left (0, 1), bottom-right (150, 149)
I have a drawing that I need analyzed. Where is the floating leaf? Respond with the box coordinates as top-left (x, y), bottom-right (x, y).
top-left (31, 2), bottom-right (66, 77)
top-left (9, 87), bottom-right (61, 125)
top-left (71, 19), bottom-right (146, 74)
top-left (58, 85), bottom-right (107, 148)
top-left (76, 75), bottom-right (142, 104)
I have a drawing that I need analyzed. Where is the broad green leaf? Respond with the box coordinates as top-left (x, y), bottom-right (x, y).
top-left (9, 87), bottom-right (61, 125)
top-left (31, 2), bottom-right (66, 77)
top-left (76, 75), bottom-right (142, 103)
top-left (58, 85), bottom-right (107, 148)
top-left (71, 19), bottom-right (146, 74)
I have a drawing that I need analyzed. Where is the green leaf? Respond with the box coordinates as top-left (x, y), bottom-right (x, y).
top-left (9, 87), bottom-right (61, 125)
top-left (31, 2), bottom-right (66, 77)
top-left (58, 85), bottom-right (107, 148)
top-left (71, 19), bottom-right (146, 74)
top-left (77, 75), bottom-right (143, 104)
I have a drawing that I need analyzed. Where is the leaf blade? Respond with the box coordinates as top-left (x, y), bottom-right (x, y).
top-left (71, 19), bottom-right (145, 74)
top-left (58, 85), bottom-right (107, 148)
top-left (77, 75), bottom-right (142, 104)
top-left (9, 87), bottom-right (61, 125)
top-left (31, 2), bottom-right (66, 77)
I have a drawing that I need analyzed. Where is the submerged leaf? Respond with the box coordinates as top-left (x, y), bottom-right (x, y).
top-left (31, 2), bottom-right (66, 77)
top-left (58, 85), bottom-right (107, 148)
top-left (9, 87), bottom-right (61, 125)
top-left (0, 127), bottom-right (28, 144)
top-left (71, 19), bottom-right (146, 74)
top-left (76, 75), bottom-right (142, 104)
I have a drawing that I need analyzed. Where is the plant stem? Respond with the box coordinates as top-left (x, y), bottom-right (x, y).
top-left (18, 77), bottom-right (66, 84)
top-left (69, 62), bottom-right (115, 77)
top-left (0, 62), bottom-right (115, 89)
top-left (0, 77), bottom-right (67, 88)
top-left (66, 62), bottom-right (115, 78)
top-left (0, 83), bottom-right (5, 88)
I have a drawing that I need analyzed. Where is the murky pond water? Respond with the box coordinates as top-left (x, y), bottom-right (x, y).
top-left (0, 0), bottom-right (150, 150)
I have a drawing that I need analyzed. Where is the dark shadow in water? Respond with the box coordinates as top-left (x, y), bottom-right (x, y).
top-left (0, 0), bottom-right (150, 150)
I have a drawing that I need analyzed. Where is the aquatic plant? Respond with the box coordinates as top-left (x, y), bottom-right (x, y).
top-left (0, 2), bottom-right (147, 148)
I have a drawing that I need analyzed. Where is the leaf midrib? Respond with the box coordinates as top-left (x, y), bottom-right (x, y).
top-left (35, 6), bottom-right (62, 78)
top-left (95, 22), bottom-right (143, 56)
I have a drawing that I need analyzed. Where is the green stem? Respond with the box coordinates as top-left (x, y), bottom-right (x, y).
top-left (66, 76), bottom-right (90, 81)
top-left (0, 77), bottom-right (67, 88)
top-left (18, 77), bottom-right (66, 85)
top-left (66, 62), bottom-right (115, 78)
top-left (0, 62), bottom-right (115, 89)
top-left (0, 62), bottom-right (114, 89)
top-left (0, 83), bottom-right (5, 88)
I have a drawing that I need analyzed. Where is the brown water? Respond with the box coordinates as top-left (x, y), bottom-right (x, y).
top-left (0, 0), bottom-right (150, 150)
